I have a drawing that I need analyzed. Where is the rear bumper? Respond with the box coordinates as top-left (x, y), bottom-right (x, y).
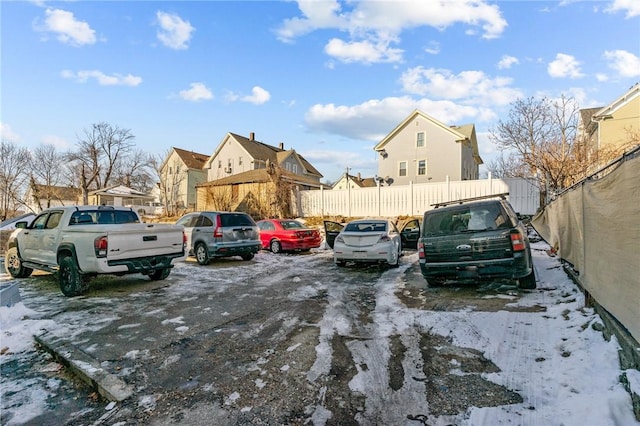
top-left (419, 255), bottom-right (532, 281)
top-left (106, 251), bottom-right (186, 273)
top-left (281, 238), bottom-right (322, 251)
top-left (210, 242), bottom-right (261, 257)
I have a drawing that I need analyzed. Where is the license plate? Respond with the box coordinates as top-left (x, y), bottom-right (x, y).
top-left (352, 251), bottom-right (367, 259)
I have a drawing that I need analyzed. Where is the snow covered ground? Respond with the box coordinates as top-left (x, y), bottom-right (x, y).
top-left (1, 240), bottom-right (639, 425)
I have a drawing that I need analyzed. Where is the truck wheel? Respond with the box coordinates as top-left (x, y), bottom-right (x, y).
top-left (195, 242), bottom-right (209, 265)
top-left (241, 253), bottom-right (254, 261)
top-left (270, 240), bottom-right (282, 253)
top-left (518, 269), bottom-right (537, 289)
top-left (59, 256), bottom-right (87, 297)
top-left (149, 268), bottom-right (170, 280)
top-left (5, 247), bottom-right (33, 278)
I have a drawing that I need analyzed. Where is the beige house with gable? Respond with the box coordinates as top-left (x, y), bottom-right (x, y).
top-left (373, 110), bottom-right (483, 186)
top-left (204, 132), bottom-right (323, 184)
top-left (160, 147), bottom-right (209, 211)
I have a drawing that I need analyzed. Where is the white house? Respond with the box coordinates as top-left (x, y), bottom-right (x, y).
top-left (373, 110), bottom-right (483, 185)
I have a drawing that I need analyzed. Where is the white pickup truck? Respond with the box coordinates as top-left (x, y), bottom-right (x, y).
top-left (4, 205), bottom-right (186, 297)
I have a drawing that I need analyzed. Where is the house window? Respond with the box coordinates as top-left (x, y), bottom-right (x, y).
top-left (417, 159), bottom-right (426, 175)
top-left (169, 166), bottom-right (172, 174)
top-left (285, 163), bottom-right (291, 171)
top-left (292, 164), bottom-right (298, 174)
top-left (239, 156), bottom-right (243, 165)
top-left (218, 160), bottom-right (222, 169)
top-left (416, 132), bottom-right (425, 147)
top-left (399, 161), bottom-right (407, 177)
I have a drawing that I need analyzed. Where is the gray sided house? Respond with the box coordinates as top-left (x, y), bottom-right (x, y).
top-left (161, 147), bottom-right (209, 210)
top-left (204, 132), bottom-right (323, 185)
top-left (374, 110), bottom-right (483, 185)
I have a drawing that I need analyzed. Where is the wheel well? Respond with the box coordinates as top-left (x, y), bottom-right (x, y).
top-left (57, 246), bottom-right (78, 265)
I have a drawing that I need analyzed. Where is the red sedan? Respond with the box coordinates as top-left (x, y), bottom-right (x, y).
top-left (256, 219), bottom-right (322, 253)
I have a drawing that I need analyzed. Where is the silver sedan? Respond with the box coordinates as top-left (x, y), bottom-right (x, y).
top-left (331, 219), bottom-right (402, 267)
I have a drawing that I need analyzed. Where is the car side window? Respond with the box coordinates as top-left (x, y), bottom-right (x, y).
top-left (31, 214), bottom-right (48, 230)
top-left (195, 215), bottom-right (213, 227)
top-left (176, 215), bottom-right (197, 227)
top-left (45, 211), bottom-right (63, 229)
top-left (264, 222), bottom-right (275, 231)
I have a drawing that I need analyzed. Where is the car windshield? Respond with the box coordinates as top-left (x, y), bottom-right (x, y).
top-left (280, 220), bottom-right (304, 230)
top-left (344, 222), bottom-right (387, 232)
top-left (424, 204), bottom-right (509, 235)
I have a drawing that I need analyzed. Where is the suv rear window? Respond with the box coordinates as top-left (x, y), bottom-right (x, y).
top-left (423, 203), bottom-right (511, 236)
top-left (220, 213), bottom-right (255, 227)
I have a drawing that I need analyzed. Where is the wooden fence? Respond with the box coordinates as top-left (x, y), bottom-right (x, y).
top-left (292, 177), bottom-right (540, 218)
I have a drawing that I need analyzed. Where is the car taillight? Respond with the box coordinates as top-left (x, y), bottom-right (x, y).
top-left (183, 231), bottom-right (187, 250)
top-left (418, 241), bottom-right (425, 259)
top-left (294, 231), bottom-right (304, 239)
top-left (378, 235), bottom-right (391, 243)
top-left (94, 236), bottom-right (108, 258)
top-left (213, 215), bottom-right (223, 238)
top-left (510, 231), bottom-right (526, 251)
top-left (335, 235), bottom-right (344, 243)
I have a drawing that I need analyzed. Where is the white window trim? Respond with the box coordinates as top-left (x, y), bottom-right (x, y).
top-left (417, 159), bottom-right (427, 176)
top-left (399, 161), bottom-right (408, 177)
top-left (416, 131), bottom-right (425, 148)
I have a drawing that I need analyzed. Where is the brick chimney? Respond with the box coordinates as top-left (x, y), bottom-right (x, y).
top-left (279, 142), bottom-right (284, 150)
top-left (357, 173), bottom-right (361, 181)
top-left (249, 132), bottom-right (255, 141)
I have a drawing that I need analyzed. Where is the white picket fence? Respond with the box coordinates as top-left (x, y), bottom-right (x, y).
top-left (292, 177), bottom-right (540, 218)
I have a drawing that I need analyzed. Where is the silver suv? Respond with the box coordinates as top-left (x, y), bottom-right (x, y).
top-left (176, 211), bottom-right (261, 265)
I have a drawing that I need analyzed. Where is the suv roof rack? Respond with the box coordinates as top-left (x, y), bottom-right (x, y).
top-left (431, 192), bottom-right (509, 208)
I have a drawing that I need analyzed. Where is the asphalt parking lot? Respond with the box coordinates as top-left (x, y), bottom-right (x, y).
top-left (1, 246), bottom-right (637, 426)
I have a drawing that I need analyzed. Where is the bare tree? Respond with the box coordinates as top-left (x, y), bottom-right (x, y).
top-left (28, 144), bottom-right (72, 210)
top-left (67, 122), bottom-right (135, 204)
top-left (489, 95), bottom-right (583, 198)
top-left (0, 140), bottom-right (31, 219)
top-left (112, 149), bottom-right (155, 193)
top-left (150, 150), bottom-right (185, 217)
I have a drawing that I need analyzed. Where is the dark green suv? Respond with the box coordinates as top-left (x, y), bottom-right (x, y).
top-left (418, 195), bottom-right (536, 289)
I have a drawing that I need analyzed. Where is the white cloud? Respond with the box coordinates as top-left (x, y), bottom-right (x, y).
top-left (37, 8), bottom-right (96, 46)
top-left (604, 0), bottom-right (640, 18)
top-left (1, 123), bottom-right (20, 142)
top-left (276, 0), bottom-right (507, 64)
top-left (547, 53), bottom-right (584, 79)
top-left (497, 55), bottom-right (519, 69)
top-left (324, 38), bottom-right (403, 64)
top-left (178, 83), bottom-right (213, 102)
top-left (424, 41), bottom-right (440, 55)
top-left (304, 96), bottom-right (487, 142)
top-left (243, 86), bottom-right (271, 105)
top-left (156, 11), bottom-right (194, 50)
top-left (227, 86), bottom-right (271, 105)
top-left (596, 73), bottom-right (609, 82)
top-left (399, 66), bottom-right (522, 106)
top-left (61, 70), bottom-right (142, 86)
top-left (603, 50), bottom-right (640, 78)
top-left (41, 135), bottom-right (69, 149)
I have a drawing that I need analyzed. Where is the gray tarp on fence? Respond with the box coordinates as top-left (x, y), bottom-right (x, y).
top-left (532, 152), bottom-right (640, 343)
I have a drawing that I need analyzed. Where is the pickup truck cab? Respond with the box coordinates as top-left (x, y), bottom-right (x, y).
top-left (4, 206), bottom-right (186, 296)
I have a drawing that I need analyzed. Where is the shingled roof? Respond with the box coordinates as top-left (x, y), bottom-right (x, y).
top-left (196, 168), bottom-right (324, 188)
top-left (229, 132), bottom-right (323, 178)
top-left (172, 147), bottom-right (209, 169)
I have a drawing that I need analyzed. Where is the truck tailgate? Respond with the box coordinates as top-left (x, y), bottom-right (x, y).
top-left (104, 224), bottom-right (184, 260)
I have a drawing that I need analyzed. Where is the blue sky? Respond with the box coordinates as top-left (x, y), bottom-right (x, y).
top-left (2, 0), bottom-right (639, 183)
